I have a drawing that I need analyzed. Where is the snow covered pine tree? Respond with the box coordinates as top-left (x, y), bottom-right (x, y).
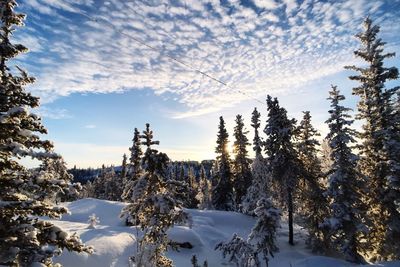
top-left (295, 111), bottom-right (329, 252)
top-left (120, 123), bottom-right (188, 267)
top-left (0, 1), bottom-right (92, 265)
top-left (322, 86), bottom-right (366, 263)
top-left (345, 17), bottom-right (400, 260)
top-left (122, 127), bottom-right (143, 203)
top-left (242, 108), bottom-right (270, 216)
top-left (264, 96), bottom-right (300, 245)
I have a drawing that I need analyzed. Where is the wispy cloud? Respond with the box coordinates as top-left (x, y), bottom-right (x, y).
top-left (84, 124), bottom-right (96, 129)
top-left (18, 0), bottom-right (400, 116)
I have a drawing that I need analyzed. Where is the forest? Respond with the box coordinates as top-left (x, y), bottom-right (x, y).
top-left (0, 0), bottom-right (399, 267)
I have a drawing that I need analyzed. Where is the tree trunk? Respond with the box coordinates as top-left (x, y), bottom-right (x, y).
top-left (288, 188), bottom-right (294, 246)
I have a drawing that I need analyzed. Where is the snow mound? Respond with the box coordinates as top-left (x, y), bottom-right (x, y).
top-left (61, 198), bottom-right (126, 227)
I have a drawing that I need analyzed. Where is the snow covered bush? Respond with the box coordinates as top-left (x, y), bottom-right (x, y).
top-left (87, 214), bottom-right (100, 229)
top-left (216, 198), bottom-right (280, 267)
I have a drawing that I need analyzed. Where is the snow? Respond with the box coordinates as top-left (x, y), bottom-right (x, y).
top-left (50, 198), bottom-right (400, 267)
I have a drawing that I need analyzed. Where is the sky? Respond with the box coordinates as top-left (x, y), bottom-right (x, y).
top-left (15, 0), bottom-right (400, 168)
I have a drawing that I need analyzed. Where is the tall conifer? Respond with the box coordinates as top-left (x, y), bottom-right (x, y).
top-left (212, 116), bottom-right (234, 211)
top-left (322, 86), bottom-right (366, 263)
top-left (345, 17), bottom-right (400, 260)
top-left (232, 114), bottom-right (252, 209)
top-left (264, 96), bottom-right (299, 245)
top-left (0, 1), bottom-right (91, 265)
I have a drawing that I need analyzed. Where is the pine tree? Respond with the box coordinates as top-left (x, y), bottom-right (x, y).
top-left (91, 165), bottom-right (107, 199)
top-left (186, 166), bottom-right (199, 208)
top-left (264, 95), bottom-right (300, 245)
top-left (212, 116), bottom-right (235, 211)
top-left (232, 114), bottom-right (252, 209)
top-left (295, 111), bottom-right (329, 251)
top-left (122, 128), bottom-right (143, 201)
top-left (121, 153), bottom-right (128, 179)
top-left (241, 156), bottom-right (270, 216)
top-left (345, 17), bottom-right (400, 260)
top-left (121, 123), bottom-right (187, 266)
top-left (104, 166), bottom-right (123, 201)
top-left (196, 165), bottom-right (212, 209)
top-left (251, 108), bottom-right (263, 157)
top-left (322, 86), bottom-right (366, 263)
top-left (242, 108), bottom-right (269, 215)
top-left (0, 1), bottom-right (92, 265)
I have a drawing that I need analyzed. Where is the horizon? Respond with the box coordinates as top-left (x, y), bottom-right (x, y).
top-left (17, 0), bottom-right (400, 168)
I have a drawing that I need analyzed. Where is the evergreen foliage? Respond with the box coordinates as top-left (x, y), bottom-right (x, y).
top-left (196, 165), bottom-right (212, 209)
top-left (264, 95), bottom-right (299, 245)
top-left (185, 166), bottom-right (199, 208)
top-left (295, 111), bottom-right (329, 252)
top-left (0, 1), bottom-right (92, 265)
top-left (121, 123), bottom-right (188, 267)
top-left (345, 17), bottom-right (400, 260)
top-left (322, 86), bottom-right (366, 263)
top-left (251, 108), bottom-right (263, 157)
top-left (216, 198), bottom-right (280, 267)
top-left (242, 108), bottom-right (269, 215)
top-left (212, 116), bottom-right (235, 211)
top-left (241, 156), bottom-right (269, 216)
top-left (122, 128), bottom-right (143, 201)
top-left (232, 114), bottom-right (252, 209)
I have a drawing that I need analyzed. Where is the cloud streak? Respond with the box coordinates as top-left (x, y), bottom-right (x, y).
top-left (18, 0), bottom-right (400, 117)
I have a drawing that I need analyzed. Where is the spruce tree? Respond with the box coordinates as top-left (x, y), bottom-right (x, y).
top-left (264, 95), bottom-right (299, 245)
top-left (322, 86), bottom-right (366, 263)
top-left (91, 165), bottom-right (107, 199)
top-left (0, 1), bottom-right (92, 265)
top-left (121, 123), bottom-right (187, 266)
top-left (251, 108), bottom-right (263, 157)
top-left (187, 166), bottom-right (199, 208)
top-left (295, 111), bottom-right (329, 251)
top-left (212, 116), bottom-right (234, 211)
top-left (345, 17), bottom-right (400, 260)
top-left (121, 153), bottom-right (128, 180)
top-left (122, 127), bottom-right (143, 201)
top-left (242, 108), bottom-right (269, 215)
top-left (232, 114), bottom-right (252, 209)
top-left (196, 165), bottom-right (212, 209)
top-left (241, 156), bottom-right (270, 216)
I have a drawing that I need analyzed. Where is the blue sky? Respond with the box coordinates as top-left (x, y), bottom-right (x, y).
top-left (16, 0), bottom-right (400, 167)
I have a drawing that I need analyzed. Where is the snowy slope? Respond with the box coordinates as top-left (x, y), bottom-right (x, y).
top-left (51, 199), bottom-right (400, 267)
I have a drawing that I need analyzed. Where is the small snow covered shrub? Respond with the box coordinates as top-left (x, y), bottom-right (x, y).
top-left (87, 214), bottom-right (100, 229)
top-left (216, 198), bottom-right (280, 267)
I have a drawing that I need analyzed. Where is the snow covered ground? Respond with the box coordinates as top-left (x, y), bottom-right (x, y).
top-left (51, 198), bottom-right (399, 267)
